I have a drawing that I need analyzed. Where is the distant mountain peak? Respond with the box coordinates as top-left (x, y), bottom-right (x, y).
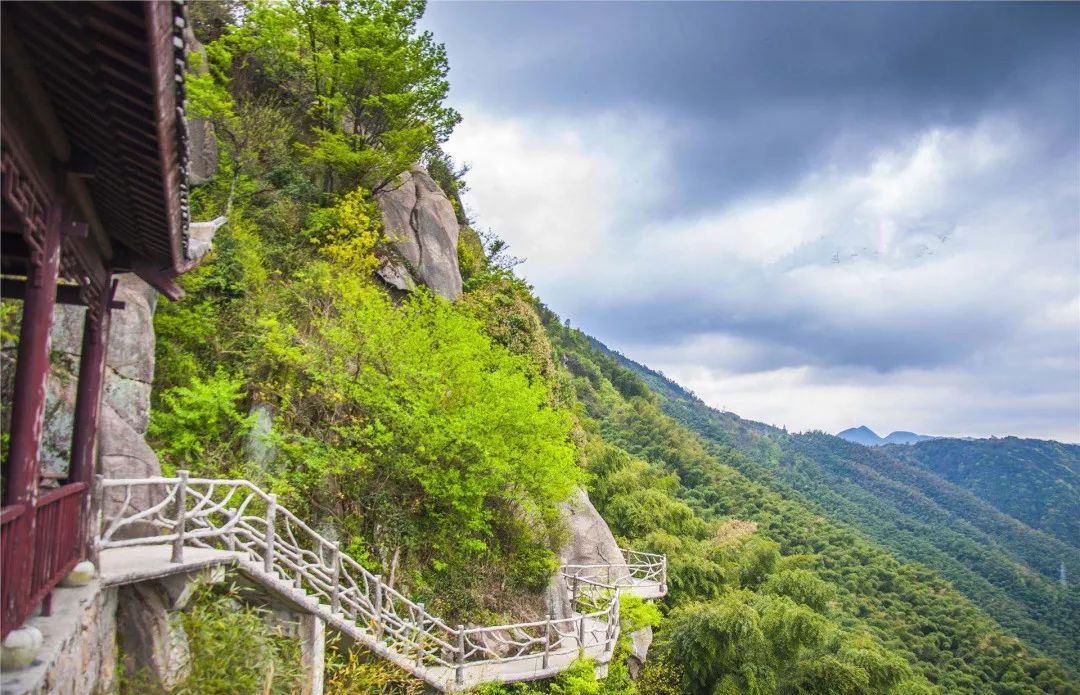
top-left (883, 430), bottom-right (936, 445)
top-left (837, 426), bottom-right (935, 446)
top-left (837, 426), bottom-right (884, 445)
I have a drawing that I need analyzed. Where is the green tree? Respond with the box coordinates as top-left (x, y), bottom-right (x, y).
top-left (216, 0), bottom-right (460, 193)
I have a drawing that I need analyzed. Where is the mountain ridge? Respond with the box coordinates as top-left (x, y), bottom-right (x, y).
top-left (583, 337), bottom-right (1080, 673)
top-left (837, 425), bottom-right (937, 446)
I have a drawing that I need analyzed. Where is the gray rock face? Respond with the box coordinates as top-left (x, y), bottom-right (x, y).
top-left (376, 257), bottom-right (417, 293)
top-left (116, 582), bottom-right (191, 689)
top-left (105, 279), bottom-right (158, 383)
top-left (184, 30), bottom-right (219, 185)
top-left (627, 627), bottom-right (653, 679)
top-left (549, 488), bottom-right (654, 671)
top-left (187, 118), bottom-right (219, 186)
top-left (543, 575), bottom-right (574, 622)
top-left (35, 275), bottom-right (164, 528)
top-left (38, 276), bottom-right (158, 476)
top-left (546, 488), bottom-right (630, 620)
top-left (98, 404), bottom-right (164, 536)
top-left (376, 169), bottom-right (463, 300)
top-left (558, 488), bottom-right (629, 574)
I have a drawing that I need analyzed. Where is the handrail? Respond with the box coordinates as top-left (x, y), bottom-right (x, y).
top-left (96, 473), bottom-right (662, 691)
top-left (37, 481), bottom-right (89, 506)
top-left (0, 503), bottom-right (27, 526)
top-left (561, 549), bottom-right (667, 594)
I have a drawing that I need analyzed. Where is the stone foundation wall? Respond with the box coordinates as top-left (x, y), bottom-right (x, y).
top-left (5, 584), bottom-right (119, 695)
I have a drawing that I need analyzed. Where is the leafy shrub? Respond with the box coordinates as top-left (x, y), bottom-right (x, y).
top-left (149, 370), bottom-right (255, 475)
top-left (325, 639), bottom-right (423, 695)
top-left (255, 262), bottom-right (581, 606)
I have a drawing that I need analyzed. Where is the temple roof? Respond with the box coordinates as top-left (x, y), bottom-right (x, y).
top-left (1, 1), bottom-right (192, 296)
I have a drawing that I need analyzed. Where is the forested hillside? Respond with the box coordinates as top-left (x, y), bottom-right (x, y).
top-left (886, 438), bottom-right (1080, 547)
top-left (604, 344), bottom-right (1080, 676)
top-left (140, 1), bottom-right (1080, 693)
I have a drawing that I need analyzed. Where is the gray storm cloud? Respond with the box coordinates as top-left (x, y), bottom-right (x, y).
top-left (424, 2), bottom-right (1080, 441)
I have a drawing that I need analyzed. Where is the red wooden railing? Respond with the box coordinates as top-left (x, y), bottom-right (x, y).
top-left (1, 503), bottom-right (29, 638)
top-left (0, 482), bottom-right (88, 639)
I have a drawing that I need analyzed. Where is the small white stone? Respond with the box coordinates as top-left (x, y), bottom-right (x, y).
top-left (60, 560), bottom-right (96, 587)
top-left (1, 625), bottom-right (43, 670)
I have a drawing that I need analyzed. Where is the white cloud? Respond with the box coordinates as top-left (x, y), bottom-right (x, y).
top-left (444, 107), bottom-right (670, 289)
top-left (448, 106), bottom-right (1080, 441)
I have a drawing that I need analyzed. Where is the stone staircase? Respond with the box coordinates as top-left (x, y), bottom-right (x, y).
top-left (96, 473), bottom-right (666, 692)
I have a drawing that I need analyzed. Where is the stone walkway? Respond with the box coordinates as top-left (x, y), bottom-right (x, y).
top-left (98, 545), bottom-right (660, 692)
top-left (94, 476), bottom-right (666, 692)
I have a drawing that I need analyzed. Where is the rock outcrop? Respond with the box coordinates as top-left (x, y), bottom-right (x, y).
top-left (628, 626), bottom-right (653, 678)
top-left (35, 276), bottom-right (160, 481)
top-left (546, 487), bottom-right (628, 621)
top-left (550, 487), bottom-right (653, 673)
top-left (558, 488), bottom-right (630, 576)
top-left (376, 168), bottom-right (463, 301)
top-left (34, 276), bottom-right (166, 535)
top-left (116, 582), bottom-right (191, 689)
top-left (184, 29), bottom-right (219, 185)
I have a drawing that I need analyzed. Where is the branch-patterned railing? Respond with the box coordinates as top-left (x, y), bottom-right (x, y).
top-left (562, 548), bottom-right (667, 600)
top-left (96, 473), bottom-right (653, 691)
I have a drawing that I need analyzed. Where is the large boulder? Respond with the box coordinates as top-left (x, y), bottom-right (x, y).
top-left (34, 275), bottom-right (165, 531)
top-left (101, 276), bottom-right (158, 434)
top-left (38, 276), bottom-right (158, 476)
top-left (546, 488), bottom-right (630, 620)
top-left (550, 488), bottom-right (654, 672)
top-left (628, 626), bottom-right (653, 679)
top-left (98, 404), bottom-right (165, 539)
top-left (376, 168), bottom-right (463, 300)
top-left (558, 487), bottom-right (629, 575)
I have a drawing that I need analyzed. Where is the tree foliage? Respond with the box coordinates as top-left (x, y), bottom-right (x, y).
top-left (150, 1), bottom-right (1080, 692)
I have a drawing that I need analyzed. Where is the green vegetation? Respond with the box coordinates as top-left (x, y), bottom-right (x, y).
top-left (544, 324), bottom-right (1078, 693)
top-left (119, 583), bottom-right (304, 695)
top-left (160, 1), bottom-right (1079, 693)
top-left (886, 437), bottom-right (1080, 547)
top-left (159, 0), bottom-right (578, 620)
top-left (611, 350), bottom-right (1080, 673)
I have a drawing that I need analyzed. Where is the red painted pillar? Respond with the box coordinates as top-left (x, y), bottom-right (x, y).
top-left (69, 276), bottom-right (112, 561)
top-left (68, 276), bottom-right (112, 486)
top-left (3, 202), bottom-right (62, 619)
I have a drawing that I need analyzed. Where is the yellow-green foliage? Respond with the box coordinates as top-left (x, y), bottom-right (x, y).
top-left (149, 370), bottom-right (255, 476)
top-left (620, 594), bottom-right (662, 634)
top-left (256, 262), bottom-right (581, 577)
top-left (306, 186), bottom-right (383, 273)
top-left (460, 275), bottom-right (559, 388)
top-left (325, 641), bottom-right (424, 695)
top-left (458, 226), bottom-right (486, 281)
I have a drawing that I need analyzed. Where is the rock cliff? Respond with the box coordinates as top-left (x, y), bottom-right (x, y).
top-left (33, 277), bottom-right (160, 481)
top-left (38, 278), bottom-right (166, 532)
top-left (558, 488), bottom-right (630, 578)
top-left (550, 487), bottom-right (653, 672)
top-left (376, 168), bottom-right (463, 300)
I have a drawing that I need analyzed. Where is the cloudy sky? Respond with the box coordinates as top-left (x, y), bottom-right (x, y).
top-left (422, 2), bottom-right (1080, 442)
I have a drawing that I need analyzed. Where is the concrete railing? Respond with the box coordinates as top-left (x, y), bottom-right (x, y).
top-left (96, 473), bottom-right (661, 691)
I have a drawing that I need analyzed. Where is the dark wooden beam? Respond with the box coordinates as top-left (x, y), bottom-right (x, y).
top-left (132, 260), bottom-right (183, 301)
top-left (0, 278), bottom-right (124, 310)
